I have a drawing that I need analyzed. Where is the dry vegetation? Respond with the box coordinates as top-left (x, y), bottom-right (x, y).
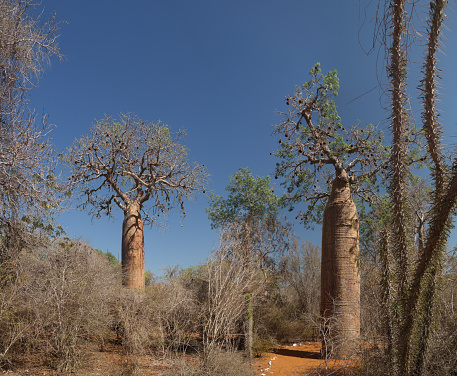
top-left (0, 230), bottom-right (319, 375)
top-left (2, 1), bottom-right (457, 375)
top-left (1, 233), bottom-right (455, 375)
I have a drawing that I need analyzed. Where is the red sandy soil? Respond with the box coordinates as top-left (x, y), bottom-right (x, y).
top-left (254, 342), bottom-right (358, 376)
top-left (1, 341), bottom-right (358, 375)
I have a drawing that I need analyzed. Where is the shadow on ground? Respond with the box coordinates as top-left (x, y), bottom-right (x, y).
top-left (273, 347), bottom-right (321, 359)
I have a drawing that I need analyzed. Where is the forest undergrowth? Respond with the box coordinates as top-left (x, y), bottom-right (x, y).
top-left (0, 236), bottom-right (456, 375)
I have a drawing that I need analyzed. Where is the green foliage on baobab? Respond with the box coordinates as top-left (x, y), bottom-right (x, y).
top-left (273, 63), bottom-right (389, 227)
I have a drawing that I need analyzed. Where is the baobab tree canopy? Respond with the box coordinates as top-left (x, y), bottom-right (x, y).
top-left (66, 113), bottom-right (207, 223)
top-left (66, 113), bottom-right (207, 288)
top-left (274, 63), bottom-right (389, 226)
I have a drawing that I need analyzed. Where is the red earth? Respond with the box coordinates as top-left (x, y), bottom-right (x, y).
top-left (254, 342), bottom-right (358, 376)
top-left (1, 341), bottom-right (358, 375)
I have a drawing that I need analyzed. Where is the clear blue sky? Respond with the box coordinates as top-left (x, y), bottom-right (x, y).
top-left (29, 1), bottom-right (457, 274)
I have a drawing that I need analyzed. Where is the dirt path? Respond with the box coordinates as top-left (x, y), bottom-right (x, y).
top-left (2, 341), bottom-right (358, 375)
top-left (254, 342), bottom-right (357, 376)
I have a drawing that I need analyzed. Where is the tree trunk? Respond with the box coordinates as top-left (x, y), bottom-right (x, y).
top-left (121, 201), bottom-right (145, 289)
top-left (245, 293), bottom-right (253, 363)
top-left (320, 175), bottom-right (360, 358)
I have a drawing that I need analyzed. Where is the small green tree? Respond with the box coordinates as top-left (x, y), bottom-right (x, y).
top-left (207, 167), bottom-right (288, 266)
top-left (207, 167), bottom-right (289, 361)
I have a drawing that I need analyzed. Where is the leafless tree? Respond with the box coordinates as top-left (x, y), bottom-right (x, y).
top-left (199, 223), bottom-right (267, 361)
top-left (0, 6), bottom-right (62, 367)
top-left (65, 113), bottom-right (208, 289)
top-left (280, 241), bottom-right (321, 321)
top-left (0, 0), bottom-right (61, 261)
top-left (0, 0), bottom-right (59, 105)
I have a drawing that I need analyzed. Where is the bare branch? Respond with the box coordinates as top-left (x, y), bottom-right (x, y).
top-left (65, 113), bottom-right (208, 226)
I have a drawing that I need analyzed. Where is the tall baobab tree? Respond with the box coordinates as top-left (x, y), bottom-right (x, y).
top-left (273, 63), bottom-right (388, 357)
top-left (66, 114), bottom-right (207, 289)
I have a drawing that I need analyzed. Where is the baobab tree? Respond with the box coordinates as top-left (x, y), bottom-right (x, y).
top-left (66, 114), bottom-right (207, 289)
top-left (273, 64), bottom-right (389, 357)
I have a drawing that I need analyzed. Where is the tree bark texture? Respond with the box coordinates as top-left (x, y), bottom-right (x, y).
top-left (121, 202), bottom-right (145, 289)
top-left (321, 177), bottom-right (360, 358)
top-left (245, 293), bottom-right (253, 363)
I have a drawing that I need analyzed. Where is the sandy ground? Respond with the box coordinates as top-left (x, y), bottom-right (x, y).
top-left (254, 342), bottom-right (358, 376)
top-left (1, 341), bottom-right (358, 375)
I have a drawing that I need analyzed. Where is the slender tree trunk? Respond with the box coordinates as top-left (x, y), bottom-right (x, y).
top-left (388, 2), bottom-right (411, 373)
top-left (241, 217), bottom-right (254, 362)
top-left (121, 201), bottom-right (145, 289)
top-left (320, 175), bottom-right (360, 358)
top-left (245, 293), bottom-right (253, 363)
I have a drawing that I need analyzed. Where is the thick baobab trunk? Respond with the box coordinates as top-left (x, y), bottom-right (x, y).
top-left (320, 175), bottom-right (360, 358)
top-left (121, 202), bottom-right (145, 289)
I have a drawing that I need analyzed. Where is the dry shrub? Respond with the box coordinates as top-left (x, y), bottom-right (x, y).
top-left (111, 270), bottom-right (199, 357)
top-left (358, 344), bottom-right (391, 376)
top-left (254, 241), bottom-right (320, 344)
top-left (424, 316), bottom-right (457, 376)
top-left (256, 301), bottom-right (316, 343)
top-left (162, 350), bottom-right (252, 376)
top-left (0, 221), bottom-right (55, 369)
top-left (252, 336), bottom-right (278, 357)
top-left (422, 253), bottom-right (457, 376)
top-left (114, 289), bottom-right (153, 355)
top-left (358, 253), bottom-right (457, 375)
top-left (279, 241), bottom-right (321, 318)
top-left (0, 260), bottom-right (33, 369)
top-left (201, 350), bottom-right (252, 376)
top-left (110, 355), bottom-right (142, 376)
top-left (360, 261), bottom-right (384, 341)
top-left (12, 240), bottom-right (121, 372)
top-left (146, 276), bottom-right (198, 354)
